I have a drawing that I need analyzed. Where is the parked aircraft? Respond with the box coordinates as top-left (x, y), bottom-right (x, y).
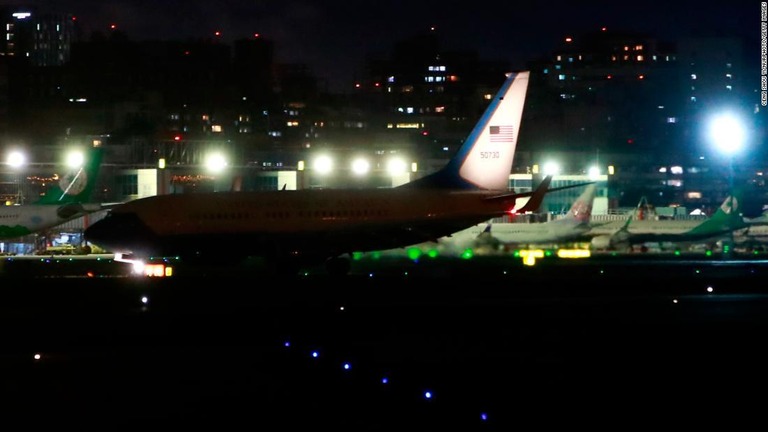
top-left (405, 174), bottom-right (559, 255)
top-left (480, 182), bottom-right (598, 249)
top-left (588, 190), bottom-right (748, 252)
top-left (84, 71), bottom-right (588, 275)
top-left (425, 175), bottom-right (578, 254)
top-left (0, 146), bottom-right (106, 241)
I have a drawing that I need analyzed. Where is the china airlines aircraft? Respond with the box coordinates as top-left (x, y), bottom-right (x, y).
top-left (84, 71), bottom-right (586, 275)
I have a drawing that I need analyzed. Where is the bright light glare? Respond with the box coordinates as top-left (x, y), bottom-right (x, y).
top-left (66, 150), bottom-right (84, 168)
top-left (542, 161), bottom-right (560, 176)
top-left (587, 166), bottom-right (600, 180)
top-left (6, 151), bottom-right (25, 168)
top-left (205, 152), bottom-right (228, 173)
top-left (709, 113), bottom-right (746, 156)
top-left (386, 157), bottom-right (407, 175)
top-left (313, 155), bottom-right (333, 175)
top-left (351, 157), bottom-right (370, 175)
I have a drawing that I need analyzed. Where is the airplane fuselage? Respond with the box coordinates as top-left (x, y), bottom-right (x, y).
top-left (0, 205), bottom-right (73, 239)
top-left (85, 189), bottom-right (518, 263)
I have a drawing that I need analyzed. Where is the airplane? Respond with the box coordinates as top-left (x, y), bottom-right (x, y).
top-left (482, 182), bottom-right (598, 250)
top-left (397, 174), bottom-right (557, 256)
top-left (83, 71), bottom-right (589, 275)
top-left (434, 181), bottom-right (597, 254)
top-left (588, 189), bottom-right (748, 252)
top-left (0, 145), bottom-right (106, 242)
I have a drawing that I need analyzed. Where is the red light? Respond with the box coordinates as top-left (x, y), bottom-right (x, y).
top-left (606, 75), bottom-right (612, 79)
top-left (214, 31), bottom-right (221, 37)
top-left (109, 24), bottom-right (117, 30)
top-left (174, 135), bottom-right (182, 141)
top-left (422, 130), bottom-right (429, 136)
top-left (565, 37), bottom-right (572, 43)
top-left (627, 139), bottom-right (634, 144)
top-left (72, 16), bottom-right (77, 21)
top-left (254, 33), bottom-right (260, 38)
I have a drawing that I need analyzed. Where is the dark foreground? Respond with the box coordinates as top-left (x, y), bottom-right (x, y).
top-left (2, 253), bottom-right (768, 428)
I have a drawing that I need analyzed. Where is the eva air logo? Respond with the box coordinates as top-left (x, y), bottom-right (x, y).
top-left (59, 169), bottom-right (87, 196)
top-left (721, 196), bottom-right (738, 214)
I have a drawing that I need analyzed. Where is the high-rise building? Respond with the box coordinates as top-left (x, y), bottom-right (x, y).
top-left (0, 6), bottom-right (75, 67)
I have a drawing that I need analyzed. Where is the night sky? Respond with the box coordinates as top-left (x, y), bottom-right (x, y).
top-left (26, 0), bottom-right (763, 92)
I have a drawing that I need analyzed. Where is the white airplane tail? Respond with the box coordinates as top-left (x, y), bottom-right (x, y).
top-left (562, 183), bottom-right (597, 224)
top-left (400, 71), bottom-right (529, 190)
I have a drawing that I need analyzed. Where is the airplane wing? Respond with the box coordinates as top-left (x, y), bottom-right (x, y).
top-left (57, 202), bottom-right (125, 219)
top-left (483, 181), bottom-right (595, 203)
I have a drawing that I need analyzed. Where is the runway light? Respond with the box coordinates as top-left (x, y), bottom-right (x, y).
top-left (342, 362), bottom-right (351, 370)
top-left (283, 341), bottom-right (291, 348)
top-left (673, 299), bottom-right (678, 303)
top-left (141, 296), bottom-right (148, 304)
top-left (557, 249), bottom-right (591, 258)
top-left (480, 412), bottom-right (489, 421)
top-left (381, 376), bottom-right (389, 384)
top-left (707, 286), bottom-right (714, 293)
top-left (423, 390), bottom-right (433, 400)
top-left (311, 350), bottom-right (320, 358)
top-left (34, 353), bottom-right (41, 360)
top-left (407, 247), bottom-right (422, 261)
top-left (519, 249), bottom-right (544, 266)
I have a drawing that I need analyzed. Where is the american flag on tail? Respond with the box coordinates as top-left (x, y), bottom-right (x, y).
top-left (489, 125), bottom-right (515, 143)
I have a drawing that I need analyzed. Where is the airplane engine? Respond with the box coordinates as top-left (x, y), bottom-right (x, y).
top-left (590, 235), bottom-right (613, 250)
top-left (590, 232), bottom-right (630, 251)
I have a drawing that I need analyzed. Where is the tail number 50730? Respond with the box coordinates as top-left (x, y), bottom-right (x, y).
top-left (480, 151), bottom-right (500, 159)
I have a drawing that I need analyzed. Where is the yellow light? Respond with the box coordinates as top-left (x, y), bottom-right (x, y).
top-left (557, 249), bottom-right (591, 259)
top-left (519, 249), bottom-right (544, 266)
top-left (518, 249), bottom-right (545, 258)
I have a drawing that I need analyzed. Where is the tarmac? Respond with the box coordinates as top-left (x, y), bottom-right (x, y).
top-left (2, 251), bottom-right (767, 429)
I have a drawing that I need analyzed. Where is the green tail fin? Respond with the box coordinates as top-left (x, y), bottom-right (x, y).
top-left (687, 188), bottom-right (746, 235)
top-left (35, 146), bottom-right (104, 205)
